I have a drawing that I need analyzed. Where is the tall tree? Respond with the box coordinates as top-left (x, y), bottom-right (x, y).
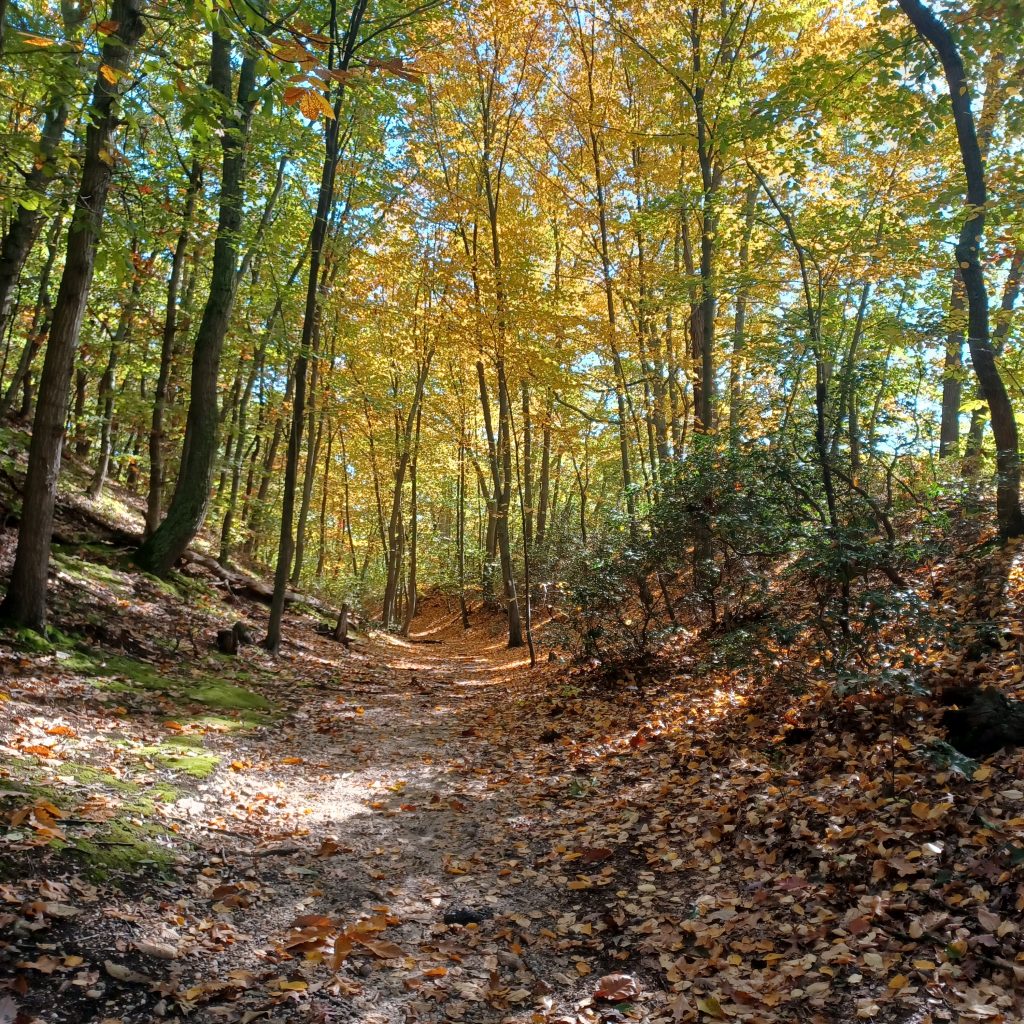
top-left (896, 0), bottom-right (1024, 538)
top-left (0, 0), bottom-right (147, 630)
top-left (136, 25), bottom-right (258, 574)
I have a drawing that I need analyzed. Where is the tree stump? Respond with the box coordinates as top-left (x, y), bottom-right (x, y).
top-left (940, 686), bottom-right (1024, 757)
top-left (216, 622), bottom-right (252, 656)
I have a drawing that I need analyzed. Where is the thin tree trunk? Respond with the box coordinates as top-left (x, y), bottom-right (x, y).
top-left (266, 0), bottom-right (366, 652)
top-left (88, 250), bottom-right (145, 498)
top-left (535, 406), bottom-right (552, 551)
top-left (315, 420), bottom-right (333, 580)
top-left (0, 99), bottom-right (70, 345)
top-left (338, 427), bottom-right (358, 575)
top-left (0, 203), bottom-right (66, 419)
top-left (292, 410), bottom-right (323, 584)
top-left (729, 183), bottom-right (757, 442)
top-left (402, 405), bottom-right (422, 636)
top-left (218, 346), bottom-right (262, 565)
top-left (939, 272), bottom-right (965, 457)
top-left (382, 357), bottom-right (431, 627)
top-left (964, 245), bottom-right (1024, 471)
top-left (897, 0), bottom-right (1024, 537)
top-left (456, 419), bottom-right (470, 628)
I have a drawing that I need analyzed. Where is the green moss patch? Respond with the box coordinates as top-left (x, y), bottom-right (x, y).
top-left (52, 550), bottom-right (134, 595)
top-left (64, 647), bottom-right (272, 716)
top-left (136, 744), bottom-right (220, 779)
top-left (61, 762), bottom-right (140, 793)
top-left (188, 680), bottom-right (270, 711)
top-left (64, 820), bottom-right (177, 879)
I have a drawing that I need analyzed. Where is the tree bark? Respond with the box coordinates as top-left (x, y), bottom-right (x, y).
top-left (728, 183), bottom-right (758, 442)
top-left (0, 203), bottom-right (66, 419)
top-left (266, 0), bottom-right (366, 652)
top-left (0, 100), bottom-right (69, 347)
top-left (939, 272), bottom-right (965, 457)
top-left (88, 249), bottom-right (145, 499)
top-left (897, 0), bottom-right (1024, 537)
top-left (0, 0), bottom-right (146, 631)
top-left (136, 31), bottom-right (257, 574)
top-left (963, 245), bottom-right (1024, 470)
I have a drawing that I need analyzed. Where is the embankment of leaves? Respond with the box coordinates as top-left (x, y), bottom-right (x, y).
top-left (484, 533), bottom-right (1024, 1021)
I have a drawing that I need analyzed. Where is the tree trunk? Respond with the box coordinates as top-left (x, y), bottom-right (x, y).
top-left (219, 346), bottom-right (262, 565)
top-left (72, 366), bottom-right (88, 456)
top-left (0, 0), bottom-right (146, 631)
top-left (963, 246), bottom-right (1023, 472)
top-left (897, 0), bottom-right (1024, 537)
top-left (88, 250), bottom-right (144, 499)
top-left (0, 99), bottom-right (70, 346)
top-left (292, 409), bottom-right (323, 584)
top-left (729, 183), bottom-right (758, 442)
top-left (266, 0), bottom-right (366, 653)
top-left (535, 407), bottom-right (552, 551)
top-left (382, 358), bottom-right (431, 628)
top-left (136, 33), bottom-right (257, 574)
top-left (939, 272), bottom-right (965, 457)
top-left (0, 203), bottom-right (66, 419)
top-left (315, 420), bottom-right (333, 580)
top-left (456, 422), bottom-right (470, 628)
top-left (402, 405), bottom-right (422, 636)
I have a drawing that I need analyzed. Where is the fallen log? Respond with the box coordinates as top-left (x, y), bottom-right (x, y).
top-left (180, 549), bottom-right (340, 621)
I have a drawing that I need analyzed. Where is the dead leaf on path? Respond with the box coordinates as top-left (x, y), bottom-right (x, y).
top-left (104, 961), bottom-right (153, 984)
top-left (331, 935), bottom-right (353, 969)
top-left (695, 994), bottom-right (727, 1019)
top-left (290, 914), bottom-right (333, 929)
top-left (358, 939), bottom-right (404, 959)
top-left (594, 973), bottom-right (640, 1000)
top-left (16, 956), bottom-right (62, 973)
top-left (133, 940), bottom-right (178, 960)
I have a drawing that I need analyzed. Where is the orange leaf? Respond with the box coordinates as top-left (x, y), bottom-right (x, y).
top-left (290, 914), bottom-right (333, 929)
top-left (594, 973), bottom-right (641, 1001)
top-left (331, 935), bottom-right (352, 970)
top-left (359, 939), bottom-right (404, 959)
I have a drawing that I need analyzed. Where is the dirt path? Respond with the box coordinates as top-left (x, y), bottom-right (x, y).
top-left (7, 562), bottom-right (1022, 1024)
top-left (4, 590), bottom-right (643, 1024)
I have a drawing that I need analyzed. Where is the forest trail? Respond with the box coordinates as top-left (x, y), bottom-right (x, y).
top-left (4, 542), bottom-right (1024, 1024)
top-left (2, 575), bottom-right (681, 1024)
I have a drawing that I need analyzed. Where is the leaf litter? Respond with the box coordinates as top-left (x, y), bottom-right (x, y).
top-left (0, 536), bottom-right (1022, 1023)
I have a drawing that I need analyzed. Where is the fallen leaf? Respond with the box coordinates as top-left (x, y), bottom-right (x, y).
top-left (594, 973), bottom-right (641, 1001)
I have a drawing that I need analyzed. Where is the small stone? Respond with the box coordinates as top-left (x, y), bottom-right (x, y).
top-left (442, 906), bottom-right (493, 926)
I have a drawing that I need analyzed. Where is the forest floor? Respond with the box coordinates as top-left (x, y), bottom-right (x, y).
top-left (1, 445), bottom-right (1023, 1024)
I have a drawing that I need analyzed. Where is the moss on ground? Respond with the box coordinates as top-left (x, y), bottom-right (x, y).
top-left (187, 679), bottom-right (270, 711)
top-left (64, 819), bottom-right (177, 879)
top-left (0, 764), bottom-right (179, 882)
top-left (62, 762), bottom-right (139, 793)
top-left (52, 547), bottom-right (134, 592)
top-left (136, 744), bottom-right (220, 779)
top-left (59, 645), bottom-right (272, 715)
